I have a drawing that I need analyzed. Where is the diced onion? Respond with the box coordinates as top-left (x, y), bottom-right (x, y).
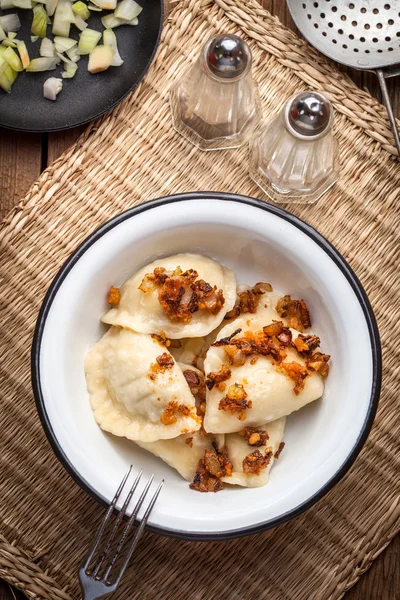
top-left (103, 28), bottom-right (122, 66)
top-left (0, 14), bottom-right (21, 33)
top-left (54, 35), bottom-right (76, 53)
top-left (114, 0), bottom-right (141, 22)
top-left (17, 40), bottom-right (30, 68)
top-left (74, 15), bottom-right (87, 31)
top-left (87, 44), bottom-right (114, 73)
top-left (26, 56), bottom-right (57, 70)
top-left (12, 0), bottom-right (32, 9)
top-left (31, 4), bottom-right (50, 38)
top-left (90, 0), bottom-right (116, 9)
top-left (45, 0), bottom-right (58, 17)
top-left (72, 0), bottom-right (89, 19)
top-left (0, 0), bottom-right (14, 9)
top-left (3, 46), bottom-right (23, 70)
top-left (61, 61), bottom-right (77, 77)
top-left (77, 27), bottom-right (101, 54)
top-left (66, 44), bottom-right (80, 62)
top-left (40, 36), bottom-right (55, 56)
top-left (43, 75), bottom-right (62, 99)
top-left (0, 60), bottom-right (18, 91)
top-left (1, 39), bottom-right (17, 47)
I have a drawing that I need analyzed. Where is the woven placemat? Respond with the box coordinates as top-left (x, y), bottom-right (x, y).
top-left (1, 0), bottom-right (399, 598)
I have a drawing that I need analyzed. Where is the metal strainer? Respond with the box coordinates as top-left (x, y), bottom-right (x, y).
top-left (286, 0), bottom-right (400, 155)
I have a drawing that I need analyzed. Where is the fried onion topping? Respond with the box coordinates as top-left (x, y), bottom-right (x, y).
top-left (242, 447), bottom-right (273, 475)
top-left (205, 364), bottom-right (232, 390)
top-left (276, 295), bottom-right (311, 332)
top-left (238, 427), bottom-right (269, 447)
top-left (190, 443), bottom-right (232, 493)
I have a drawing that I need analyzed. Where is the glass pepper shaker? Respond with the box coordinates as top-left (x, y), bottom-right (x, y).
top-left (249, 91), bottom-right (339, 204)
top-left (170, 34), bottom-right (262, 151)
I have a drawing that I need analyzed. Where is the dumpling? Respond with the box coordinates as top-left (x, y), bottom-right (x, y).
top-left (135, 364), bottom-right (224, 481)
top-left (203, 314), bottom-right (327, 434)
top-left (102, 253), bottom-right (237, 338)
top-left (85, 327), bottom-right (201, 442)
top-left (169, 326), bottom-right (224, 373)
top-left (223, 418), bottom-right (285, 488)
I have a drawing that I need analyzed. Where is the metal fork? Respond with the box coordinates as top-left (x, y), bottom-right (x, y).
top-left (79, 467), bottom-right (163, 600)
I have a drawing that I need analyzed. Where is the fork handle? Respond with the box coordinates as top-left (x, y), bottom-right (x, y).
top-left (376, 68), bottom-right (400, 158)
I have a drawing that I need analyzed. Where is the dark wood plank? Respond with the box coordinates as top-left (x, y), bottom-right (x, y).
top-left (0, 580), bottom-right (25, 600)
top-left (0, 129), bottom-right (42, 220)
top-left (46, 126), bottom-right (86, 166)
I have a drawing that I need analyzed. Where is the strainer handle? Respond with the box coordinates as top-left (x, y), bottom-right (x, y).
top-left (376, 69), bottom-right (400, 158)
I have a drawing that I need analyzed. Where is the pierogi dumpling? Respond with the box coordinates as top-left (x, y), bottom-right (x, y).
top-left (135, 363), bottom-right (224, 481)
top-left (203, 314), bottom-right (325, 434)
top-left (102, 253), bottom-right (237, 339)
top-left (85, 328), bottom-right (200, 443)
top-left (223, 418), bottom-right (285, 488)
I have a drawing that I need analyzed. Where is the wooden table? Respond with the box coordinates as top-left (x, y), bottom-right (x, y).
top-left (0, 1), bottom-right (399, 598)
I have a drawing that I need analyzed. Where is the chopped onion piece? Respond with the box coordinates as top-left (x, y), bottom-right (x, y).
top-left (43, 75), bottom-right (62, 99)
top-left (88, 44), bottom-right (113, 73)
top-left (0, 14), bottom-right (21, 33)
top-left (103, 28), bottom-right (122, 66)
top-left (66, 45), bottom-right (80, 62)
top-left (3, 46), bottom-right (23, 70)
top-left (8, 32), bottom-right (17, 39)
top-left (52, 0), bottom-right (72, 36)
top-left (74, 15), bottom-right (87, 31)
top-left (0, 57), bottom-right (7, 75)
top-left (61, 61), bottom-right (77, 77)
top-left (72, 0), bottom-right (89, 19)
top-left (26, 56), bottom-right (57, 70)
top-left (90, 0), bottom-right (116, 9)
top-left (17, 40), bottom-right (30, 68)
top-left (0, 62), bottom-right (18, 91)
top-left (114, 0), bottom-right (141, 21)
top-left (54, 35), bottom-right (76, 53)
top-left (0, 0), bottom-right (13, 8)
top-left (88, 3), bottom-right (101, 10)
top-left (0, 24), bottom-right (6, 42)
top-left (40, 36), bottom-right (55, 56)
top-left (1, 39), bottom-right (17, 47)
top-left (45, 0), bottom-right (58, 16)
top-left (31, 35), bottom-right (39, 42)
top-left (12, 0), bottom-right (32, 8)
top-left (31, 4), bottom-right (50, 38)
top-left (101, 12), bottom-right (137, 28)
top-left (78, 27), bottom-right (101, 55)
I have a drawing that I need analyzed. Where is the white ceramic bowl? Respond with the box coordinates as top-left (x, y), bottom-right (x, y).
top-left (32, 193), bottom-right (381, 540)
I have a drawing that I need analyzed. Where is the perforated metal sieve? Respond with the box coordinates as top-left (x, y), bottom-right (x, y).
top-left (286, 0), bottom-right (400, 155)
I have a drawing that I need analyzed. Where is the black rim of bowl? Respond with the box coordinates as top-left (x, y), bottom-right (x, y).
top-left (31, 192), bottom-right (382, 541)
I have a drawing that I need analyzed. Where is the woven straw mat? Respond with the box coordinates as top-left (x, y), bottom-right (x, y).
top-left (1, 0), bottom-right (399, 598)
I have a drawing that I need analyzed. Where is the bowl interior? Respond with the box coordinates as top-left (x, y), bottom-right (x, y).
top-left (35, 196), bottom-right (378, 538)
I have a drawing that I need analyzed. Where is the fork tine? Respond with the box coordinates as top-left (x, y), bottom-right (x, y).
top-left (103, 475), bottom-right (157, 582)
top-left (114, 480), bottom-right (164, 586)
top-left (82, 465), bottom-right (132, 571)
top-left (92, 469), bottom-right (143, 578)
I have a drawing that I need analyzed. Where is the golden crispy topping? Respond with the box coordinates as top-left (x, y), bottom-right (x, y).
top-left (220, 328), bottom-right (288, 365)
top-left (107, 286), bottom-right (121, 306)
top-left (206, 364), bottom-right (232, 390)
top-left (151, 331), bottom-right (171, 348)
top-left (156, 353), bottom-right (174, 368)
top-left (293, 334), bottom-right (320, 356)
top-left (250, 357), bottom-right (258, 365)
top-left (225, 282), bottom-right (273, 320)
top-left (239, 426), bottom-right (269, 447)
top-left (219, 384), bottom-right (253, 419)
top-left (274, 441), bottom-right (285, 459)
top-left (242, 447), bottom-right (273, 475)
top-left (190, 443), bottom-right (232, 493)
top-left (183, 369), bottom-right (206, 404)
top-left (306, 352), bottom-right (330, 378)
top-left (213, 328), bottom-right (242, 347)
top-left (140, 267), bottom-right (225, 323)
top-left (161, 401), bottom-right (191, 426)
top-left (278, 361), bottom-right (309, 394)
top-left (276, 295), bottom-right (311, 332)
top-left (185, 437), bottom-right (194, 448)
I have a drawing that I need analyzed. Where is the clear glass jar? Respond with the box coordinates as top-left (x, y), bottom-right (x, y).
top-left (170, 34), bottom-right (262, 151)
top-left (249, 91), bottom-right (339, 204)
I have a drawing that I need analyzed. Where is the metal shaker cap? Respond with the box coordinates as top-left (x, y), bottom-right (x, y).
top-left (206, 34), bottom-right (252, 79)
top-left (285, 91), bottom-right (333, 138)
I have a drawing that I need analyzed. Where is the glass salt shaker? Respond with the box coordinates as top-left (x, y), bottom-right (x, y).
top-left (249, 91), bottom-right (339, 204)
top-left (170, 34), bottom-right (262, 151)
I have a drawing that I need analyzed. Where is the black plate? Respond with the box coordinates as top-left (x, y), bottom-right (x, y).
top-left (0, 0), bottom-right (163, 131)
